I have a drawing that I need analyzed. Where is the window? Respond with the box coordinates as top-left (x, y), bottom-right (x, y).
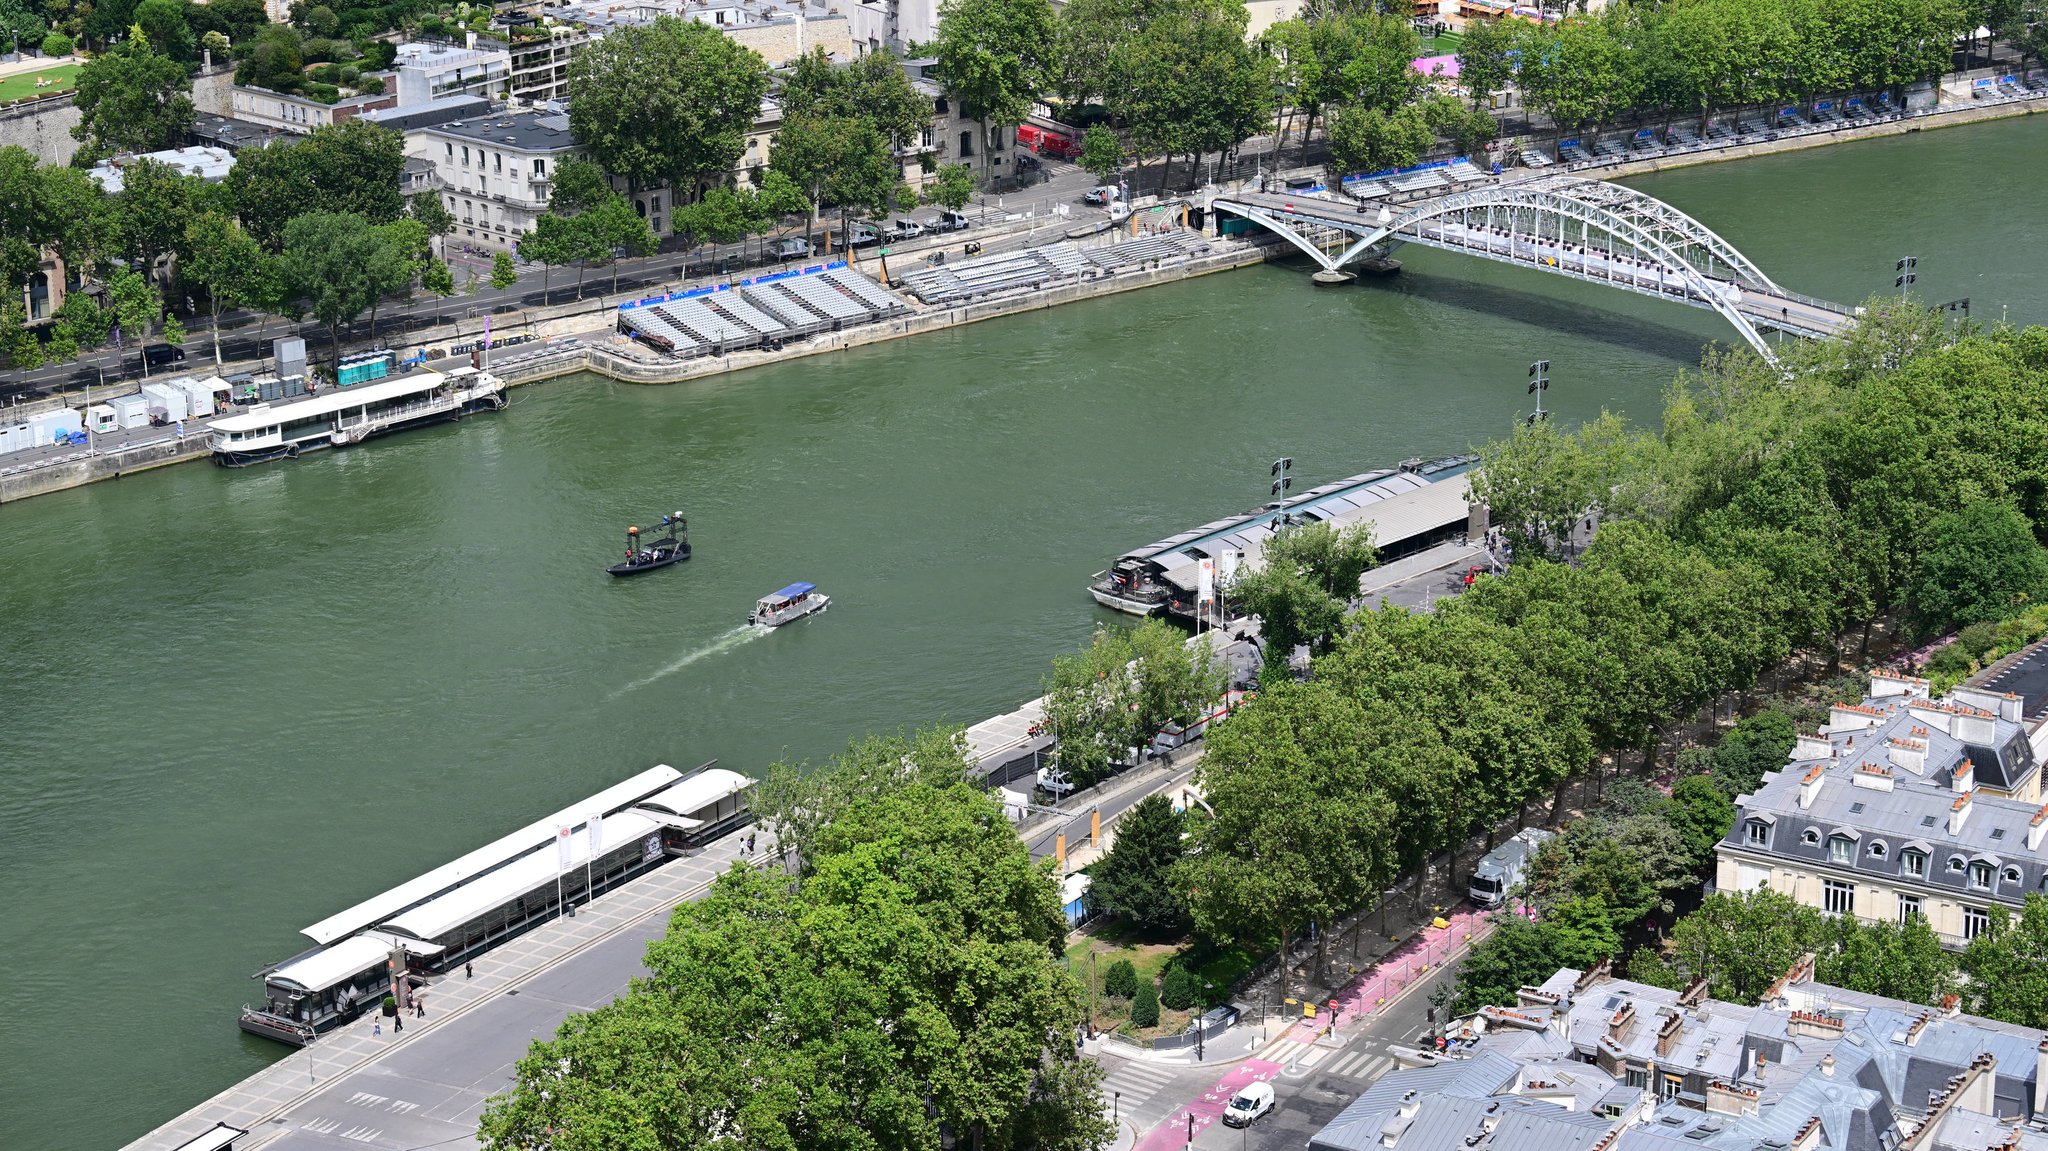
top-left (1803, 828), bottom-right (1822, 846)
top-left (1746, 820), bottom-right (1770, 847)
top-left (1992, 828), bottom-right (2007, 841)
top-left (1948, 856), bottom-right (1966, 873)
top-left (534, 159), bottom-right (547, 177)
top-left (1828, 835), bottom-right (1855, 864)
top-left (494, 153), bottom-right (503, 173)
top-left (921, 126), bottom-right (935, 149)
top-left (934, 96), bottom-right (948, 113)
top-left (1902, 849), bottom-right (1927, 879)
top-left (445, 142), bottom-right (453, 159)
top-left (1660, 1075), bottom-right (1683, 1101)
top-left (1869, 842), bottom-right (1887, 859)
top-left (462, 146), bottom-right (471, 165)
top-left (960, 130), bottom-right (974, 157)
top-left (1921, 815), bottom-right (1938, 827)
top-left (1898, 893), bottom-right (1922, 924)
top-left (1965, 906), bottom-right (1991, 940)
top-left (1969, 861), bottom-right (1993, 890)
top-left (2005, 866), bottom-right (2023, 886)
top-left (1850, 802), bottom-right (1866, 814)
top-left (1823, 879), bottom-right (1855, 915)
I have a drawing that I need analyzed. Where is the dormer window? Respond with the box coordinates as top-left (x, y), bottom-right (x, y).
top-left (1746, 820), bottom-right (1770, 847)
top-left (1901, 849), bottom-right (1927, 879)
top-left (2004, 866), bottom-right (2023, 886)
top-left (1803, 828), bottom-right (1822, 847)
top-left (1968, 861), bottom-right (1993, 889)
top-left (1828, 835), bottom-right (1856, 864)
top-left (1869, 842), bottom-right (1888, 859)
top-left (1948, 856), bottom-right (1966, 873)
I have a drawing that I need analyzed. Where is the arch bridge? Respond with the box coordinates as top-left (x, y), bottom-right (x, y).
top-left (1212, 175), bottom-right (1858, 366)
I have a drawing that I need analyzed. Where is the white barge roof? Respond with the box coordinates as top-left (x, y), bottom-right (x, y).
top-left (633, 768), bottom-right (754, 818)
top-left (378, 811), bottom-right (664, 943)
top-left (302, 764), bottom-right (685, 945)
top-left (268, 931), bottom-right (445, 995)
top-left (211, 371), bottom-right (448, 434)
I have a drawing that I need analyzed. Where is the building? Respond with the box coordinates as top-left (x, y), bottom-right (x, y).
top-left (546, 0), bottom-right (852, 66)
top-left (1309, 957), bottom-right (2048, 1150)
top-left (900, 57), bottom-right (1007, 189)
top-left (392, 40), bottom-right (514, 107)
top-left (411, 110), bottom-right (584, 254)
top-left (229, 86), bottom-right (397, 135)
top-left (359, 94), bottom-right (494, 136)
top-left (87, 145), bottom-right (235, 194)
top-left (817, 0), bottom-right (937, 53)
top-left (1716, 657), bottom-right (2048, 948)
top-left (188, 112), bottom-right (292, 153)
top-left (498, 24), bottom-right (592, 105)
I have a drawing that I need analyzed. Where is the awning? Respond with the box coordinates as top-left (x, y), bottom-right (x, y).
top-left (771, 582), bottom-right (816, 599)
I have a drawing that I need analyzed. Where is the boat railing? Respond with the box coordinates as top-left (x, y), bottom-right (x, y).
top-left (239, 1004), bottom-right (318, 1042)
top-left (335, 387), bottom-right (489, 430)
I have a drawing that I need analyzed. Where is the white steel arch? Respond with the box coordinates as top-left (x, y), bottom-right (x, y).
top-left (1211, 176), bottom-right (1842, 364)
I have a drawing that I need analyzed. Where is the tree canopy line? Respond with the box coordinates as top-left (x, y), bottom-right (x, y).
top-left (478, 730), bottom-right (1112, 1151)
top-left (1067, 306), bottom-right (2048, 1023)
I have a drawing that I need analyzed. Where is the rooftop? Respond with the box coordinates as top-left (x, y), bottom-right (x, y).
top-left (420, 108), bottom-right (580, 152)
top-left (554, 0), bottom-right (844, 32)
top-left (88, 146), bottom-right (235, 193)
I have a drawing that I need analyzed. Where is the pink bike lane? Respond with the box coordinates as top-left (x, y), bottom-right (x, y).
top-left (1130, 904), bottom-right (1518, 1151)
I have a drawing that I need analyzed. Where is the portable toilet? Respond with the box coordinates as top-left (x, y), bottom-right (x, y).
top-left (141, 382), bottom-right (189, 422)
top-left (181, 376), bottom-right (228, 416)
top-left (108, 393), bottom-right (151, 429)
top-left (86, 404), bottom-right (120, 434)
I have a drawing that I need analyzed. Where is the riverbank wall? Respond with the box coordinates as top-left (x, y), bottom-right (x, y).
top-left (0, 239), bottom-right (1275, 506)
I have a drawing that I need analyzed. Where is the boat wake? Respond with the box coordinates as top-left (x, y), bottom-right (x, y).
top-left (610, 626), bottom-right (764, 698)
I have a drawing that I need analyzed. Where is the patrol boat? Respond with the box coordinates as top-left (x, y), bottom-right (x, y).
top-left (606, 514), bottom-right (691, 576)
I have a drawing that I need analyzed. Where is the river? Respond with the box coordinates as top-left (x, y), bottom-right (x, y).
top-left (3, 116), bottom-right (2044, 1148)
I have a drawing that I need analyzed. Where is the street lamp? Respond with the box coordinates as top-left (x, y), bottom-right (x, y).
top-left (1269, 457), bottom-right (1293, 524)
top-left (1526, 360), bottom-right (1551, 425)
top-left (1895, 255), bottom-right (1917, 299)
top-left (1114, 1091), bottom-right (1120, 1127)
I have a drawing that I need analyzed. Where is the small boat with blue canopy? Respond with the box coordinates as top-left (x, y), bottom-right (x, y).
top-left (749, 582), bottom-right (829, 627)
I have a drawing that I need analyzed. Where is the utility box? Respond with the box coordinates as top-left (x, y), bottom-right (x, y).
top-left (275, 337), bottom-right (308, 379)
top-left (85, 404), bottom-right (120, 434)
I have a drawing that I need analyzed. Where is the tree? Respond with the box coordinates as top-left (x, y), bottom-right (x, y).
top-left (183, 211), bottom-right (273, 365)
top-left (583, 194), bottom-right (658, 295)
top-left (1455, 17), bottom-right (1518, 108)
top-left (1079, 125), bottom-right (1124, 185)
top-left (1118, 0), bottom-right (1274, 193)
top-left (753, 726), bottom-right (971, 874)
top-left (227, 122), bottom-right (407, 249)
top-left (924, 163), bottom-right (975, 212)
top-left (1129, 977), bottom-right (1160, 1027)
top-left (1710, 709), bottom-right (1797, 797)
top-left (1665, 775), bottom-right (1734, 874)
top-left (1421, 94), bottom-right (1497, 159)
top-left (566, 16), bottom-right (771, 194)
top-left (933, 0), bottom-right (1059, 181)
top-left (134, 0), bottom-right (194, 60)
top-left (516, 213), bottom-right (580, 302)
top-left (1103, 958), bottom-right (1139, 999)
top-left (1185, 681), bottom-right (1397, 989)
top-left (42, 32), bottom-right (74, 56)
top-left (421, 258), bottom-right (455, 297)
top-left (1907, 500), bottom-right (2048, 636)
top-left (276, 210), bottom-right (405, 370)
top-left (489, 250), bottom-right (518, 291)
top-left (1655, 887), bottom-right (1823, 1004)
top-left (479, 781), bottom-right (1107, 1151)
top-left (1041, 624), bottom-right (1143, 789)
top-left (70, 32), bottom-right (195, 163)
top-left (407, 190), bottom-right (455, 252)
top-left (1229, 520), bottom-right (1376, 670)
top-left (1159, 965), bottom-right (1195, 1010)
top-left (115, 158), bottom-right (204, 299)
top-left (1961, 896), bottom-right (2048, 1027)
top-left (1088, 794), bottom-right (1188, 934)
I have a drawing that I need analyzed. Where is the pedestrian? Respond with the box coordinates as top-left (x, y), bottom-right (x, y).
top-left (393, 1012), bottom-right (403, 1034)
top-left (747, 832), bottom-right (757, 854)
top-left (416, 996), bottom-right (426, 1019)
top-left (465, 961), bottom-right (473, 979)
top-left (373, 1019), bottom-right (382, 1037)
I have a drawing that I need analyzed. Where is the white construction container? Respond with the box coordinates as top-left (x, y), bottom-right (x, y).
top-left (0, 424), bottom-right (26, 455)
top-left (86, 404), bottom-right (120, 434)
top-left (178, 376), bottom-right (226, 417)
top-left (29, 408), bottom-right (81, 443)
top-left (142, 382), bottom-right (190, 422)
top-left (108, 394), bottom-right (151, 429)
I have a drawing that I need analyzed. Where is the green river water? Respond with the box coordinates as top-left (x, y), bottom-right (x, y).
top-left (4, 116), bottom-right (2046, 1147)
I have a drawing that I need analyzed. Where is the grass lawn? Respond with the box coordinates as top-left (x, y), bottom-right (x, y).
top-left (1418, 31), bottom-right (1465, 54)
top-left (0, 64), bottom-right (79, 105)
top-left (1065, 923), bottom-right (1260, 1041)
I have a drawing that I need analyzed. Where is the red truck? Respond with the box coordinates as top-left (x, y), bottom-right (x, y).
top-left (1015, 123), bottom-right (1079, 160)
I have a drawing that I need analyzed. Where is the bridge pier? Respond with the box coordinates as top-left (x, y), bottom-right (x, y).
top-left (1311, 269), bottom-right (1356, 286)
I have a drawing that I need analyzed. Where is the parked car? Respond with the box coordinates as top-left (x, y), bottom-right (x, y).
top-left (886, 219), bottom-right (925, 241)
top-left (1221, 1082), bottom-right (1275, 1128)
top-left (772, 237), bottom-right (811, 259)
top-left (845, 222), bottom-right (881, 247)
top-left (141, 342), bottom-right (187, 372)
top-left (1082, 185), bottom-right (1122, 206)
top-left (933, 210), bottom-right (974, 232)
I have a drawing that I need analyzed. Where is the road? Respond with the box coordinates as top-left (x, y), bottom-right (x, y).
top-left (4, 159), bottom-right (1128, 403)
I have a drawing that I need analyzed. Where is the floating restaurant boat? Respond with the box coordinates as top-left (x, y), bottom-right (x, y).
top-left (749, 582), bottom-right (830, 627)
top-left (238, 762), bottom-right (754, 1046)
top-left (1087, 457), bottom-right (1480, 622)
top-left (607, 513), bottom-right (691, 576)
top-left (208, 366), bottom-right (506, 467)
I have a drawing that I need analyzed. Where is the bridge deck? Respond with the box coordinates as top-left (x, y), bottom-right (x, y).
top-left (1215, 186), bottom-right (1855, 344)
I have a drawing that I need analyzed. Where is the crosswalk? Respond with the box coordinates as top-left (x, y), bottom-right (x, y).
top-left (1100, 1058), bottom-right (1178, 1110)
top-left (1263, 1037), bottom-right (1394, 1083)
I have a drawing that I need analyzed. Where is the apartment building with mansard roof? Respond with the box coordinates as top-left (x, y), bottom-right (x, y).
top-left (1716, 650), bottom-right (2048, 948)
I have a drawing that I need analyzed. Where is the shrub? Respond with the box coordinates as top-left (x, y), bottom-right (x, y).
top-left (41, 32), bottom-right (73, 57)
top-left (356, 75), bottom-right (385, 95)
top-left (1160, 965), bottom-right (1196, 1010)
top-left (1102, 958), bottom-right (1138, 1000)
top-left (1129, 978), bottom-right (1159, 1028)
top-left (1960, 621), bottom-right (2000, 659)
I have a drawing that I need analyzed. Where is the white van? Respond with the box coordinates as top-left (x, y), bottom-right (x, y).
top-left (1221, 1081), bottom-right (1275, 1128)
